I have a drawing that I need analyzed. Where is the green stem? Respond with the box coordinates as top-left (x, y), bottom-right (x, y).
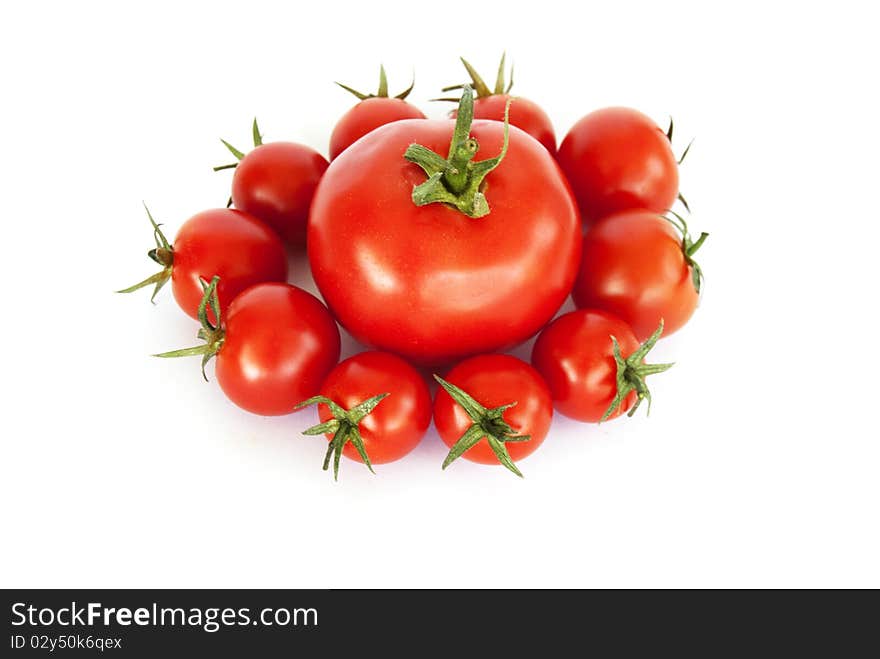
top-left (153, 276), bottom-right (225, 381)
top-left (601, 321), bottom-right (674, 422)
top-left (116, 204), bottom-right (174, 303)
top-left (434, 375), bottom-right (529, 478)
top-left (404, 86), bottom-right (511, 219)
top-left (296, 393), bottom-right (389, 481)
top-left (335, 64), bottom-right (415, 101)
top-left (666, 211), bottom-right (709, 294)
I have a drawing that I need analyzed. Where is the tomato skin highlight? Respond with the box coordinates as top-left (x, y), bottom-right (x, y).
top-left (455, 94), bottom-right (556, 154)
top-left (309, 119), bottom-right (581, 366)
top-left (315, 352), bottom-right (432, 465)
top-left (329, 97), bottom-right (426, 161)
top-left (170, 208), bottom-right (288, 322)
top-left (230, 142), bottom-right (328, 246)
top-left (572, 210), bottom-right (698, 340)
top-left (531, 310), bottom-right (639, 423)
top-left (433, 355), bottom-right (552, 466)
top-left (557, 107), bottom-right (679, 223)
top-left (215, 283), bottom-right (341, 416)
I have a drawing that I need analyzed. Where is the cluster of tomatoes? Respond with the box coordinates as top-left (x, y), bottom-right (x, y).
top-left (121, 56), bottom-right (707, 479)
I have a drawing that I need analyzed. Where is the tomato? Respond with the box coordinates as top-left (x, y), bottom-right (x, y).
top-left (433, 354), bottom-right (552, 477)
top-left (157, 279), bottom-right (340, 416)
top-left (572, 210), bottom-right (707, 340)
top-left (531, 310), bottom-right (672, 423)
top-left (557, 107), bottom-right (679, 223)
top-left (296, 351), bottom-right (432, 479)
top-left (119, 206), bottom-right (287, 322)
top-left (309, 88), bottom-right (581, 366)
top-left (215, 119), bottom-right (328, 245)
top-left (444, 55), bottom-right (556, 153)
top-left (231, 142), bottom-right (328, 245)
top-left (329, 66), bottom-right (426, 161)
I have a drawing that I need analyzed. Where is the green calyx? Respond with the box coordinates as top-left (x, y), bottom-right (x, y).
top-left (665, 211), bottom-right (709, 294)
top-left (665, 117), bottom-right (695, 212)
top-left (153, 275), bottom-right (226, 381)
top-left (601, 321), bottom-right (675, 422)
top-left (434, 53), bottom-right (513, 101)
top-left (336, 64), bottom-right (415, 101)
top-left (434, 375), bottom-right (530, 478)
top-left (296, 393), bottom-right (390, 481)
top-left (404, 85), bottom-right (511, 218)
top-left (116, 203), bottom-right (174, 303)
top-left (213, 117), bottom-right (264, 173)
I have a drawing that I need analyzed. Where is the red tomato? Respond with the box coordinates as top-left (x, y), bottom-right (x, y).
top-left (446, 55), bottom-right (556, 153)
top-left (119, 206), bottom-right (288, 323)
top-left (433, 354), bottom-right (552, 476)
top-left (309, 91), bottom-right (581, 366)
top-left (297, 351), bottom-right (432, 478)
top-left (531, 310), bottom-right (672, 423)
top-left (329, 66), bottom-right (426, 161)
top-left (572, 210), bottom-right (707, 340)
top-left (215, 283), bottom-right (340, 415)
top-left (330, 98), bottom-right (426, 161)
top-left (557, 107), bottom-right (679, 223)
top-left (230, 141), bottom-right (328, 246)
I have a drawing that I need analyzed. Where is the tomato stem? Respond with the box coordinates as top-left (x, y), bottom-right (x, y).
top-left (116, 204), bottom-right (174, 303)
top-left (666, 211), bottom-right (709, 294)
top-left (335, 64), bottom-right (415, 101)
top-left (213, 118), bottom-right (263, 173)
top-left (434, 375), bottom-right (529, 478)
top-left (436, 54), bottom-right (514, 101)
top-left (404, 86), bottom-right (511, 219)
top-left (153, 275), bottom-right (226, 381)
top-left (296, 393), bottom-right (390, 480)
top-left (601, 321), bottom-right (674, 422)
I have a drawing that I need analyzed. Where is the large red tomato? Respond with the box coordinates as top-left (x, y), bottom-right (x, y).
top-left (433, 354), bottom-right (553, 477)
top-left (308, 89), bottom-right (581, 366)
top-left (157, 279), bottom-right (341, 417)
top-left (572, 210), bottom-right (707, 340)
top-left (443, 55), bottom-right (555, 153)
top-left (557, 107), bottom-right (679, 223)
top-left (119, 206), bottom-right (287, 322)
top-left (297, 351), bottom-right (432, 479)
top-left (329, 66), bottom-right (426, 161)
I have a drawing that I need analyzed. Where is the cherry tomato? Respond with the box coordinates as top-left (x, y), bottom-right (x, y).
top-left (445, 55), bottom-right (556, 153)
top-left (433, 354), bottom-right (552, 476)
top-left (230, 142), bottom-right (328, 246)
top-left (557, 107), bottom-right (678, 223)
top-left (572, 210), bottom-right (707, 340)
top-left (119, 206), bottom-right (287, 323)
top-left (329, 66), bottom-right (426, 161)
top-left (531, 310), bottom-right (672, 423)
top-left (309, 90), bottom-right (581, 366)
top-left (216, 283), bottom-right (340, 415)
top-left (297, 351), bottom-right (432, 479)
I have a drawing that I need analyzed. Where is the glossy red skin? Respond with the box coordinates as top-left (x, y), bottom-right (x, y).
top-left (170, 209), bottom-right (287, 322)
top-left (309, 119), bottom-right (581, 366)
top-left (433, 355), bottom-right (552, 465)
top-left (531, 310), bottom-right (639, 422)
top-left (453, 94), bottom-right (556, 154)
top-left (572, 210), bottom-right (697, 340)
top-left (557, 107), bottom-right (679, 223)
top-left (316, 352), bottom-right (432, 464)
top-left (215, 283), bottom-right (341, 416)
top-left (231, 142), bottom-right (329, 245)
top-left (329, 97), bottom-right (426, 161)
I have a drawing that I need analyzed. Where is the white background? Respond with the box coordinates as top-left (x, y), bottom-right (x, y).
top-left (1, 1), bottom-right (878, 588)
